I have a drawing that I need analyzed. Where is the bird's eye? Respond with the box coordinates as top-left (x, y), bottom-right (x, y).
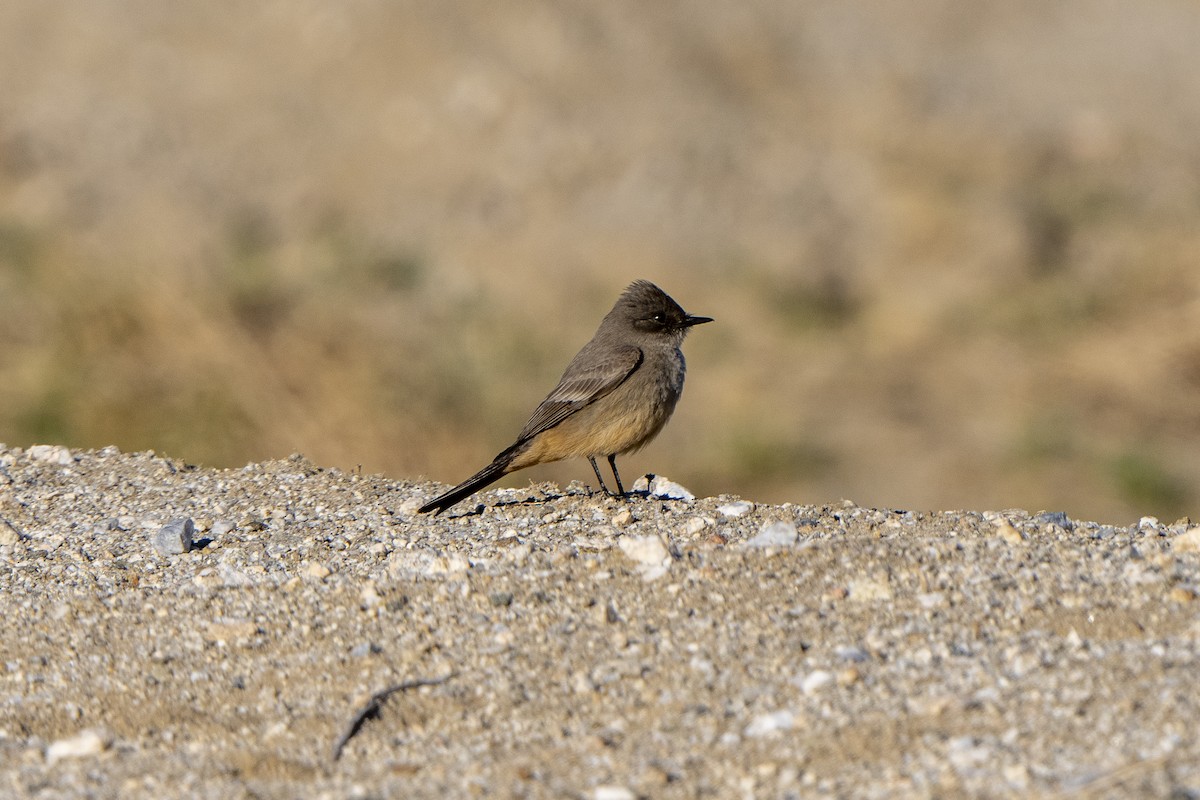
top-left (651, 312), bottom-right (667, 324)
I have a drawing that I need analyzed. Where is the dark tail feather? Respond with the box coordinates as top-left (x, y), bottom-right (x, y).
top-left (418, 459), bottom-right (511, 515)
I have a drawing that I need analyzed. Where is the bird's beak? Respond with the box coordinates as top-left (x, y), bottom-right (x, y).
top-left (683, 314), bottom-right (713, 327)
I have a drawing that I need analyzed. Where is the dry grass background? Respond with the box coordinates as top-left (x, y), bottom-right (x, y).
top-left (1, 1), bottom-right (1199, 523)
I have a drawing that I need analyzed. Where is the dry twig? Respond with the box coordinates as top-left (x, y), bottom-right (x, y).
top-left (332, 672), bottom-right (456, 761)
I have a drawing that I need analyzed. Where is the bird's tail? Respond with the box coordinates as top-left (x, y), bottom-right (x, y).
top-left (418, 458), bottom-right (511, 515)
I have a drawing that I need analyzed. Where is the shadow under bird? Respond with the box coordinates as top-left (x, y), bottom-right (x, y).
top-left (419, 280), bottom-right (712, 514)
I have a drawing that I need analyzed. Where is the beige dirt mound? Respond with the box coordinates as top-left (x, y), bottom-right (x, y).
top-left (1, 445), bottom-right (1198, 798)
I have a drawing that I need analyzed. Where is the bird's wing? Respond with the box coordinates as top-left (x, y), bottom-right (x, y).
top-left (516, 345), bottom-right (643, 443)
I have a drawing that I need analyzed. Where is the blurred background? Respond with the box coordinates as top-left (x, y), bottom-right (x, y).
top-left (2, 2), bottom-right (1198, 524)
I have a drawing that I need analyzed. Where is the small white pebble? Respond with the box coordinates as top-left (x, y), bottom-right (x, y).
top-left (593, 786), bottom-right (636, 800)
top-left (718, 501), bottom-right (754, 518)
top-left (917, 592), bottom-right (946, 609)
top-left (304, 562), bottom-right (332, 580)
top-left (46, 728), bottom-right (111, 764)
top-left (746, 521), bottom-right (798, 548)
top-left (799, 670), bottom-right (834, 695)
top-left (744, 709), bottom-right (795, 737)
top-left (27, 444), bottom-right (73, 465)
top-left (618, 535), bottom-right (667, 565)
top-left (632, 474), bottom-right (695, 501)
top-left (618, 535), bottom-right (670, 581)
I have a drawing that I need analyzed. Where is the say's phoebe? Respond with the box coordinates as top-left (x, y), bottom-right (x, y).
top-left (419, 280), bottom-right (712, 514)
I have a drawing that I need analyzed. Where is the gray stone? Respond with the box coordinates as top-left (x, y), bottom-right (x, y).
top-left (746, 520), bottom-right (798, 547)
top-left (154, 518), bottom-right (194, 555)
top-left (836, 646), bottom-right (871, 663)
top-left (1035, 511), bottom-right (1073, 530)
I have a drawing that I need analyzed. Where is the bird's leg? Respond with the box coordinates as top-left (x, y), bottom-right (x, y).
top-left (588, 457), bottom-right (613, 495)
top-left (607, 454), bottom-right (626, 496)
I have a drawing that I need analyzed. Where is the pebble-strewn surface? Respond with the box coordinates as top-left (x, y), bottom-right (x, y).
top-left (1, 445), bottom-right (1198, 799)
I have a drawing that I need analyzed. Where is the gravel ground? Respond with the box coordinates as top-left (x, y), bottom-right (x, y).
top-left (1, 444), bottom-right (1198, 799)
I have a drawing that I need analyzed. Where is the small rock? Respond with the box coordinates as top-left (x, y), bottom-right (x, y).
top-left (217, 563), bottom-right (256, 588)
top-left (386, 550), bottom-right (439, 576)
top-left (717, 501), bottom-right (754, 518)
top-left (27, 444), bottom-right (73, 466)
top-left (210, 520), bottom-right (235, 538)
top-left (995, 519), bottom-right (1024, 545)
top-left (1171, 527), bottom-right (1200, 553)
top-left (1138, 516), bottom-right (1160, 531)
top-left (798, 670), bottom-right (834, 695)
top-left (917, 592), bottom-right (946, 609)
top-left (618, 534), bottom-right (667, 564)
top-left (1003, 763), bottom-right (1031, 790)
top-left (46, 728), bottom-right (111, 764)
top-left (618, 535), bottom-right (670, 581)
top-left (746, 520), bottom-right (798, 548)
top-left (632, 474), bottom-right (695, 501)
top-left (593, 787), bottom-right (636, 800)
top-left (360, 582), bottom-right (383, 609)
top-left (349, 642), bottom-right (379, 658)
top-left (836, 666), bottom-right (861, 687)
top-left (945, 735), bottom-right (991, 774)
top-left (304, 562), bottom-right (332, 580)
top-left (109, 516), bottom-right (136, 532)
top-left (0, 522), bottom-right (20, 547)
top-left (153, 518), bottom-right (194, 556)
top-left (744, 709), bottom-right (795, 738)
top-left (395, 496), bottom-right (424, 515)
top-left (1168, 586), bottom-right (1197, 603)
top-left (682, 517), bottom-right (708, 535)
top-left (427, 554), bottom-right (471, 575)
top-left (263, 721), bottom-right (288, 740)
top-left (610, 508), bottom-right (634, 528)
top-left (1036, 511), bottom-right (1073, 530)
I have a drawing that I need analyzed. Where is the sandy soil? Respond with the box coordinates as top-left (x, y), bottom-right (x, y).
top-left (1, 444), bottom-right (1198, 798)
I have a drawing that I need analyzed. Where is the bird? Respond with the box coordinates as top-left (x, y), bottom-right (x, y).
top-left (418, 279), bottom-right (712, 514)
